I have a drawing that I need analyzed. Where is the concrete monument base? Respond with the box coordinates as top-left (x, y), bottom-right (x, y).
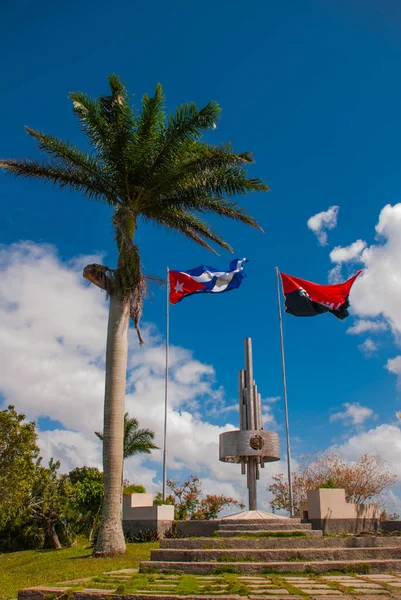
top-left (303, 488), bottom-right (381, 534)
top-left (122, 493), bottom-right (174, 537)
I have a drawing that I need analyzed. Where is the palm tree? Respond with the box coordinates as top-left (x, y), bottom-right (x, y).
top-left (0, 75), bottom-right (268, 555)
top-left (95, 412), bottom-right (158, 459)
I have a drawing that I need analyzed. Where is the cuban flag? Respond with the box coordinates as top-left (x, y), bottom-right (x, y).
top-left (169, 258), bottom-right (248, 305)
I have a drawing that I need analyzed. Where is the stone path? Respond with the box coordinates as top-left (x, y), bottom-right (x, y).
top-left (19, 571), bottom-right (401, 599)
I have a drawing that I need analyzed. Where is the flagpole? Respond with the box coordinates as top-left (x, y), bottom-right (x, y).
top-left (162, 267), bottom-right (170, 500)
top-left (275, 266), bottom-right (294, 517)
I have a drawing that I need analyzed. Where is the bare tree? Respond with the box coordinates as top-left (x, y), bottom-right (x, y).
top-left (268, 451), bottom-right (397, 516)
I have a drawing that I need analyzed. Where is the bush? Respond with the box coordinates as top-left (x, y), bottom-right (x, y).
top-left (124, 528), bottom-right (160, 543)
top-left (0, 515), bottom-right (43, 552)
top-left (163, 527), bottom-right (186, 539)
top-left (123, 484), bottom-right (146, 495)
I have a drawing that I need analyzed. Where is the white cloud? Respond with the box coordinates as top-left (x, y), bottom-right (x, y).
top-left (265, 396), bottom-right (281, 404)
top-left (330, 402), bottom-right (375, 425)
top-left (358, 338), bottom-right (378, 356)
top-left (0, 241), bottom-right (107, 434)
top-left (0, 241), bottom-right (281, 506)
top-left (328, 264), bottom-right (343, 284)
top-left (333, 423), bottom-right (401, 478)
top-left (39, 429), bottom-right (102, 473)
top-left (386, 356), bottom-right (401, 375)
top-left (349, 204), bottom-right (401, 340)
top-left (385, 357), bottom-right (401, 392)
top-left (330, 239), bottom-right (367, 264)
top-left (307, 205), bottom-right (339, 246)
top-left (347, 320), bottom-right (388, 335)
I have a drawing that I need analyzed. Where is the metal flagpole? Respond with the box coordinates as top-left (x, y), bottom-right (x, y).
top-left (162, 267), bottom-right (170, 500)
top-left (275, 266), bottom-right (294, 517)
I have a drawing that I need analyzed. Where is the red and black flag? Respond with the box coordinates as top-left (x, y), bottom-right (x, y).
top-left (280, 270), bottom-right (362, 320)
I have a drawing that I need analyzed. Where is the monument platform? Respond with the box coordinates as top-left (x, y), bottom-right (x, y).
top-left (221, 509), bottom-right (289, 520)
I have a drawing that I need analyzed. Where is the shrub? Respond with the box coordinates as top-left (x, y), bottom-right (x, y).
top-left (123, 484), bottom-right (146, 495)
top-left (125, 528), bottom-right (160, 543)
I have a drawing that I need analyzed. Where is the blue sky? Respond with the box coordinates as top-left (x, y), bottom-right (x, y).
top-left (2, 0), bottom-right (401, 508)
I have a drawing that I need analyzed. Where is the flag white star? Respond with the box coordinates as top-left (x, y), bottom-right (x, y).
top-left (174, 281), bottom-right (184, 293)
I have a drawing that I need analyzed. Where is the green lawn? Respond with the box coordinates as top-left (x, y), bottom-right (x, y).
top-left (0, 537), bottom-right (157, 600)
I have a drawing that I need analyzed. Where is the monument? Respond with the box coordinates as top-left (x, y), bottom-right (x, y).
top-left (219, 337), bottom-right (281, 511)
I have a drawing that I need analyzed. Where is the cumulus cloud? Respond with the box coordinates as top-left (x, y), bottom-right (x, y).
top-left (0, 241), bottom-right (279, 504)
top-left (328, 264), bottom-right (343, 284)
top-left (386, 356), bottom-right (401, 375)
top-left (329, 239), bottom-right (367, 264)
top-left (347, 320), bottom-right (388, 335)
top-left (349, 204), bottom-right (401, 339)
top-left (307, 205), bottom-right (339, 246)
top-left (330, 402), bottom-right (375, 426)
top-left (333, 423), bottom-right (401, 479)
top-left (358, 338), bottom-right (378, 356)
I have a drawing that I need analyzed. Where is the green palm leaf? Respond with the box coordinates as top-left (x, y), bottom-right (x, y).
top-left (95, 413), bottom-right (158, 459)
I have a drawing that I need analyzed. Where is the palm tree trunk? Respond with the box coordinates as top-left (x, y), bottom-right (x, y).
top-left (94, 293), bottom-right (130, 556)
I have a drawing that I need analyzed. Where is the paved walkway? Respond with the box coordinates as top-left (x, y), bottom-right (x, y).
top-left (19, 571), bottom-right (401, 599)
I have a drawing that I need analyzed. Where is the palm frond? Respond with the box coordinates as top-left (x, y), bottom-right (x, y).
top-left (124, 415), bottom-right (159, 457)
top-left (99, 74), bottom-right (136, 137)
top-left (97, 74), bottom-right (137, 201)
top-left (25, 127), bottom-right (118, 204)
top-left (0, 159), bottom-right (112, 203)
top-left (128, 84), bottom-right (166, 181)
top-left (202, 167), bottom-right (269, 197)
top-left (142, 208), bottom-right (233, 254)
top-left (159, 195), bottom-right (263, 232)
top-left (69, 91), bottom-right (109, 151)
top-left (148, 143), bottom-right (255, 195)
top-left (95, 413), bottom-right (159, 458)
top-left (149, 101), bottom-right (221, 174)
top-left (136, 83), bottom-right (165, 146)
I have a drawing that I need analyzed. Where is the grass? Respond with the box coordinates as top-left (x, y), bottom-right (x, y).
top-left (269, 575), bottom-right (309, 597)
top-left (0, 536), bottom-right (157, 600)
top-left (344, 562), bottom-right (372, 574)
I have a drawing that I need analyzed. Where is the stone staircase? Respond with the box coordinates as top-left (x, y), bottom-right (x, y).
top-left (217, 517), bottom-right (320, 538)
top-left (140, 518), bottom-right (401, 574)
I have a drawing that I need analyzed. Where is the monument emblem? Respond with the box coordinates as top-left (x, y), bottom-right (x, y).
top-left (219, 337), bottom-right (280, 510)
top-left (250, 435), bottom-right (264, 450)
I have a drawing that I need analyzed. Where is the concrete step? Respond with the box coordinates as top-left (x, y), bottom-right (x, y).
top-left (140, 558), bottom-right (401, 574)
top-left (150, 546), bottom-right (401, 563)
top-left (218, 522), bottom-right (312, 531)
top-left (220, 518), bottom-right (303, 525)
top-left (218, 529), bottom-right (319, 538)
top-left (160, 536), bottom-right (401, 550)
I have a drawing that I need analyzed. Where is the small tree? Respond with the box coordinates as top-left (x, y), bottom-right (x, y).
top-left (27, 458), bottom-right (71, 549)
top-left (268, 451), bottom-right (397, 516)
top-left (69, 467), bottom-right (104, 541)
top-left (0, 405), bottom-right (39, 527)
top-left (166, 475), bottom-right (244, 520)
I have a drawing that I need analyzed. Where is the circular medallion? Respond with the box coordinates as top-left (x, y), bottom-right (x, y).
top-left (250, 435), bottom-right (264, 450)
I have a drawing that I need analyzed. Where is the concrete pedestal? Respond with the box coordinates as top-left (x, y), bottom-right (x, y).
top-left (122, 493), bottom-right (174, 537)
